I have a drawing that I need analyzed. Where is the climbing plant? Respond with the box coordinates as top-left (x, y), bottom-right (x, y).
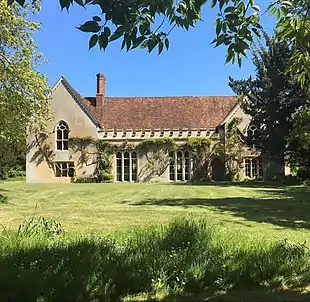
top-left (69, 137), bottom-right (112, 182)
top-left (220, 117), bottom-right (245, 180)
top-left (185, 137), bottom-right (218, 181)
top-left (136, 138), bottom-right (177, 181)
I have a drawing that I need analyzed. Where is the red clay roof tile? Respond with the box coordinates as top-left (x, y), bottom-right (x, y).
top-left (83, 96), bottom-right (237, 130)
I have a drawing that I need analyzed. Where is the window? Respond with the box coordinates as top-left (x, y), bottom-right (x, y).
top-left (54, 162), bottom-right (74, 177)
top-left (56, 121), bottom-right (69, 150)
top-left (169, 151), bottom-right (191, 181)
top-left (244, 158), bottom-right (263, 178)
top-left (116, 151), bottom-right (138, 182)
top-left (246, 123), bottom-right (258, 137)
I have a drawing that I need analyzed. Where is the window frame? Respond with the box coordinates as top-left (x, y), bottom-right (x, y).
top-left (169, 150), bottom-right (192, 182)
top-left (244, 157), bottom-right (263, 179)
top-left (115, 151), bottom-right (138, 182)
top-left (54, 161), bottom-right (75, 178)
top-left (55, 121), bottom-right (69, 151)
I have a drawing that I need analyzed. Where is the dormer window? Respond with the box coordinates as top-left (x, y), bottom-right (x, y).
top-left (56, 121), bottom-right (69, 150)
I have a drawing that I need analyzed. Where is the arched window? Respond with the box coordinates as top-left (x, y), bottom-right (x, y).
top-left (169, 151), bottom-right (191, 181)
top-left (115, 151), bottom-right (138, 182)
top-left (56, 121), bottom-right (69, 151)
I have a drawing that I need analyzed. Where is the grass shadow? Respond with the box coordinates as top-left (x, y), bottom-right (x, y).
top-left (172, 180), bottom-right (301, 188)
top-left (122, 186), bottom-right (310, 229)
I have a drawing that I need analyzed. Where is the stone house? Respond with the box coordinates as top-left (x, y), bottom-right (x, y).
top-left (26, 73), bottom-right (285, 183)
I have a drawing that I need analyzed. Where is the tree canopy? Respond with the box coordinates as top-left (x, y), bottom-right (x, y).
top-left (0, 1), bottom-right (51, 145)
top-left (9, 0), bottom-right (310, 84)
top-left (229, 35), bottom-right (309, 173)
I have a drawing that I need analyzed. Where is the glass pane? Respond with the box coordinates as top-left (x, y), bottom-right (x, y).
top-left (61, 163), bottom-right (68, 177)
top-left (124, 166), bottom-right (130, 181)
top-left (177, 154), bottom-right (182, 180)
top-left (55, 164), bottom-right (61, 177)
top-left (131, 151), bottom-right (137, 159)
top-left (68, 163), bottom-right (74, 177)
top-left (124, 152), bottom-right (130, 159)
top-left (184, 151), bottom-right (189, 158)
top-left (245, 159), bottom-right (251, 177)
top-left (124, 157), bottom-right (130, 167)
top-left (169, 152), bottom-right (175, 181)
top-left (63, 141), bottom-right (69, 150)
top-left (63, 130), bottom-right (68, 140)
top-left (56, 141), bottom-right (62, 150)
top-left (116, 152), bottom-right (122, 159)
top-left (132, 158), bottom-right (137, 181)
top-left (57, 130), bottom-right (62, 140)
top-left (252, 159), bottom-right (258, 177)
top-left (258, 159), bottom-right (263, 177)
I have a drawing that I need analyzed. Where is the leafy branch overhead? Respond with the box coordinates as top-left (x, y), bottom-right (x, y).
top-left (8, 0), bottom-right (310, 83)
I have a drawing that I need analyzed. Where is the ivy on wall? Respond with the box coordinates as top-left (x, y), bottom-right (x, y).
top-left (185, 137), bottom-right (219, 181)
top-left (221, 117), bottom-right (245, 180)
top-left (69, 122), bottom-right (245, 182)
top-left (136, 138), bottom-right (177, 181)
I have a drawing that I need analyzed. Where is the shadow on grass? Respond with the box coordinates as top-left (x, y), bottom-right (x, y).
top-left (172, 180), bottom-right (301, 188)
top-left (122, 186), bottom-right (310, 229)
top-left (160, 289), bottom-right (310, 302)
top-left (1, 218), bottom-right (310, 301)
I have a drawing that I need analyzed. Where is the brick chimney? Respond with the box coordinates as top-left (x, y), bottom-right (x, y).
top-left (96, 73), bottom-right (105, 107)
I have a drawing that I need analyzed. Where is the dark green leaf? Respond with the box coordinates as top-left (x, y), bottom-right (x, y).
top-left (99, 32), bottom-right (109, 50)
top-left (74, 0), bottom-right (84, 7)
top-left (89, 34), bottom-right (98, 50)
top-left (158, 41), bottom-right (164, 54)
top-left (104, 27), bottom-right (111, 37)
top-left (216, 18), bottom-right (222, 36)
top-left (93, 16), bottom-right (102, 22)
top-left (77, 21), bottom-right (101, 33)
top-left (109, 31), bottom-right (123, 42)
top-left (164, 38), bottom-right (169, 50)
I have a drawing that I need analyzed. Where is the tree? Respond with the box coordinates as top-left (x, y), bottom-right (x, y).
top-left (0, 2), bottom-right (51, 148)
top-left (229, 35), bottom-right (309, 176)
top-left (9, 0), bottom-right (310, 84)
top-left (288, 106), bottom-right (310, 180)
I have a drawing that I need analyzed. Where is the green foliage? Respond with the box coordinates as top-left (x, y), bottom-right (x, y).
top-left (229, 35), bottom-right (309, 174)
top-left (1, 217), bottom-right (310, 300)
top-left (137, 138), bottom-right (177, 179)
top-left (0, 2), bottom-right (51, 146)
top-left (69, 137), bottom-right (117, 182)
top-left (288, 106), bottom-right (310, 180)
top-left (185, 137), bottom-right (215, 181)
top-left (0, 137), bottom-right (26, 180)
top-left (17, 216), bottom-right (64, 239)
top-left (137, 137), bottom-right (177, 151)
top-left (9, 0), bottom-right (310, 84)
top-left (222, 117), bottom-right (244, 180)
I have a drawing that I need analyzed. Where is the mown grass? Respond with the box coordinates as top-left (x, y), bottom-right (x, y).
top-left (1, 182), bottom-right (310, 301)
top-left (0, 181), bottom-right (310, 243)
top-left (1, 218), bottom-right (310, 301)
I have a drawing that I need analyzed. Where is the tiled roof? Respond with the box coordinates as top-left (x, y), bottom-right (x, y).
top-left (82, 96), bottom-right (237, 130)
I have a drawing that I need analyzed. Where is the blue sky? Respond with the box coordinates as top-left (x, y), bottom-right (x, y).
top-left (34, 0), bottom-right (275, 97)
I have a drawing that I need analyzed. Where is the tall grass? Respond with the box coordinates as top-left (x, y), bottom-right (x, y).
top-left (0, 217), bottom-right (309, 301)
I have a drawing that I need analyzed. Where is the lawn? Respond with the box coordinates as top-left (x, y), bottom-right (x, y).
top-left (1, 181), bottom-right (310, 242)
top-left (1, 181), bottom-right (310, 301)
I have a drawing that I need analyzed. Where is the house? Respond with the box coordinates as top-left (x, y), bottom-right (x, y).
top-left (26, 73), bottom-right (285, 183)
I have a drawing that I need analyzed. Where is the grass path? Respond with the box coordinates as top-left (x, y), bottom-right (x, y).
top-left (0, 181), bottom-right (310, 242)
